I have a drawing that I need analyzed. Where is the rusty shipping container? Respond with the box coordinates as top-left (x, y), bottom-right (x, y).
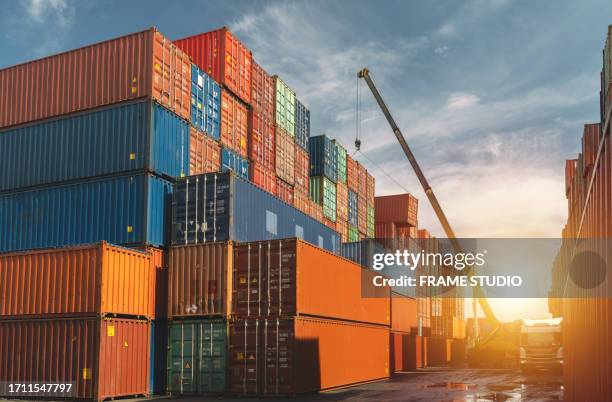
top-left (229, 317), bottom-right (390, 395)
top-left (221, 90), bottom-right (248, 158)
top-left (0, 242), bottom-right (154, 319)
top-left (190, 127), bottom-right (221, 175)
top-left (391, 293), bottom-right (418, 334)
top-left (250, 60), bottom-right (274, 119)
top-left (0, 27), bottom-right (190, 129)
top-left (0, 317), bottom-right (150, 401)
top-left (276, 126), bottom-right (296, 184)
top-left (233, 238), bottom-right (390, 325)
top-left (250, 162), bottom-right (277, 196)
top-left (248, 110), bottom-right (275, 171)
top-left (375, 193), bottom-right (418, 226)
top-left (175, 27), bottom-right (252, 104)
top-left (168, 242), bottom-right (233, 318)
top-left (294, 145), bottom-right (310, 194)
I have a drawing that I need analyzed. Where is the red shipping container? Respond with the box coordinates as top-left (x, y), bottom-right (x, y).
top-left (0, 317), bottom-right (150, 401)
top-left (248, 110), bottom-right (275, 171)
top-left (294, 146), bottom-right (310, 193)
top-left (376, 221), bottom-right (396, 238)
top-left (310, 200), bottom-right (324, 223)
top-left (175, 27), bottom-right (252, 104)
top-left (250, 163), bottom-right (277, 196)
top-left (390, 332), bottom-right (411, 372)
top-left (336, 182), bottom-right (348, 222)
top-left (323, 218), bottom-right (336, 231)
top-left (391, 293), bottom-right (417, 333)
top-left (336, 219), bottom-right (348, 243)
top-left (347, 155), bottom-right (359, 192)
top-left (357, 162), bottom-right (368, 198)
top-left (0, 28), bottom-right (191, 129)
top-left (293, 189), bottom-right (310, 215)
top-left (276, 126), bottom-right (295, 184)
top-left (375, 193), bottom-right (418, 226)
top-left (190, 127), bottom-right (221, 175)
top-left (221, 91), bottom-right (248, 157)
top-left (250, 60), bottom-right (274, 119)
top-left (0, 242), bottom-right (154, 319)
top-left (230, 317), bottom-right (390, 395)
top-left (565, 159), bottom-right (577, 196)
top-left (276, 177), bottom-right (294, 205)
top-left (366, 171), bottom-right (376, 206)
top-left (167, 242), bottom-right (233, 318)
top-left (233, 239), bottom-right (390, 324)
top-left (582, 123), bottom-right (601, 177)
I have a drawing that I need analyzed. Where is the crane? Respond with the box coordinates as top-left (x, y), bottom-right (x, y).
top-left (357, 68), bottom-right (520, 366)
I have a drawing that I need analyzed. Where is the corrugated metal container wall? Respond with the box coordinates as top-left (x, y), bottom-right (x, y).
top-left (171, 173), bottom-right (340, 253)
top-left (168, 243), bottom-right (233, 318)
top-left (220, 91), bottom-right (248, 158)
top-left (376, 221), bottom-right (396, 238)
top-left (0, 27), bottom-right (190, 129)
top-left (367, 206), bottom-right (375, 238)
top-left (581, 123), bottom-right (600, 178)
top-left (310, 200), bottom-right (324, 223)
top-left (309, 135), bottom-right (338, 182)
top-left (0, 173), bottom-right (172, 253)
top-left (276, 177), bottom-right (294, 205)
top-left (250, 60), bottom-right (274, 119)
top-left (390, 332), bottom-right (410, 372)
top-left (150, 320), bottom-right (168, 395)
top-left (233, 239), bottom-right (390, 324)
top-left (294, 145), bottom-right (310, 194)
top-left (294, 99), bottom-right (310, 150)
top-left (248, 111), bottom-right (275, 171)
top-left (336, 182), bottom-right (348, 223)
top-left (190, 127), bottom-right (221, 175)
top-left (375, 193), bottom-right (418, 226)
top-left (275, 126), bottom-right (295, 184)
top-left (336, 220), bottom-right (348, 243)
top-left (367, 172), bottom-right (375, 205)
top-left (0, 100), bottom-right (189, 192)
top-left (391, 293), bottom-right (418, 333)
top-left (348, 225), bottom-right (360, 242)
top-left (358, 195), bottom-right (367, 234)
top-left (250, 163), bottom-right (277, 196)
top-left (175, 28), bottom-right (252, 104)
top-left (230, 317), bottom-right (390, 395)
top-left (293, 189), bottom-right (310, 215)
top-left (309, 176), bottom-right (336, 221)
top-left (191, 65), bottom-right (221, 139)
top-left (0, 242), bottom-right (153, 319)
top-left (346, 155), bottom-right (358, 192)
top-left (334, 140), bottom-right (347, 183)
top-left (348, 189), bottom-right (358, 226)
top-left (221, 147), bottom-right (249, 180)
top-left (0, 318), bottom-right (150, 401)
top-left (167, 318), bottom-right (228, 394)
top-left (357, 162), bottom-right (367, 197)
top-left (274, 76), bottom-right (296, 135)
top-left (565, 159), bottom-right (577, 196)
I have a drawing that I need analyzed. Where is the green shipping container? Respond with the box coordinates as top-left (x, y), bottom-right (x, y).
top-left (334, 140), bottom-right (347, 183)
top-left (274, 76), bottom-right (296, 136)
top-left (348, 225), bottom-right (360, 242)
top-left (367, 206), bottom-right (375, 238)
top-left (167, 319), bottom-right (227, 395)
top-left (310, 176), bottom-right (337, 221)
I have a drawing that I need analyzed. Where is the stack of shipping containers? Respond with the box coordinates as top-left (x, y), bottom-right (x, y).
top-left (551, 26), bottom-right (612, 400)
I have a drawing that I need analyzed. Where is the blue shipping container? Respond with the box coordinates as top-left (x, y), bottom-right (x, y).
top-left (0, 173), bottom-right (172, 252)
top-left (150, 320), bottom-right (168, 395)
top-left (171, 172), bottom-right (340, 254)
top-left (348, 189), bottom-right (359, 226)
top-left (221, 147), bottom-right (249, 180)
top-left (294, 99), bottom-right (310, 151)
top-left (191, 65), bottom-right (221, 140)
top-left (0, 100), bottom-right (189, 192)
top-left (309, 135), bottom-right (338, 182)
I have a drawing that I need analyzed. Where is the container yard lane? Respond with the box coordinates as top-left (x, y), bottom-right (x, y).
top-left (164, 368), bottom-right (563, 402)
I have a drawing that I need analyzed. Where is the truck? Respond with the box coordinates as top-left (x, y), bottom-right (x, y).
top-left (519, 318), bottom-right (563, 372)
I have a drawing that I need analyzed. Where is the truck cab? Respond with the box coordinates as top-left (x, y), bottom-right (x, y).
top-left (519, 318), bottom-right (562, 373)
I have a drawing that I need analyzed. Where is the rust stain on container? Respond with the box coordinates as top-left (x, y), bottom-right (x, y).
top-left (233, 238), bottom-right (391, 325)
top-left (0, 317), bottom-right (150, 400)
top-left (0, 242), bottom-right (154, 319)
top-left (168, 242), bottom-right (233, 318)
top-left (229, 317), bottom-right (389, 395)
top-left (0, 28), bottom-right (191, 129)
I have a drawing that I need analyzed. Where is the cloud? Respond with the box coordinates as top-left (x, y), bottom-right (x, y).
top-left (24, 0), bottom-right (74, 27)
top-left (20, 0), bottom-right (75, 56)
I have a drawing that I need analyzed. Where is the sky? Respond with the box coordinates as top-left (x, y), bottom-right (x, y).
top-left (2, 0), bottom-right (611, 320)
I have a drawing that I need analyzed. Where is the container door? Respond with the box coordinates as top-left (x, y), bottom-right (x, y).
top-left (167, 322), bottom-right (196, 394)
top-left (198, 320), bottom-right (227, 393)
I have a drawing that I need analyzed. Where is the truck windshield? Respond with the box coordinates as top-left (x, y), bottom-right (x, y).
top-left (523, 332), bottom-right (560, 347)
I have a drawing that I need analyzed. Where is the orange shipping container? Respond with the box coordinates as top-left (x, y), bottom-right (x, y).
top-left (248, 110), bottom-right (275, 171)
top-left (0, 242), bottom-right (154, 319)
top-left (336, 219), bottom-right (348, 243)
top-left (276, 177), bottom-right (294, 205)
top-left (391, 293), bottom-right (418, 333)
top-left (276, 126), bottom-right (295, 184)
top-left (233, 238), bottom-right (391, 325)
top-left (0, 27), bottom-right (190, 129)
top-left (250, 59), bottom-right (274, 119)
top-left (347, 155), bottom-right (358, 192)
top-left (175, 27), bottom-right (252, 104)
top-left (250, 163), bottom-right (277, 196)
top-left (221, 90), bottom-right (248, 157)
top-left (132, 246), bottom-right (168, 321)
top-left (357, 162), bottom-right (368, 197)
top-left (190, 127), bottom-right (221, 175)
top-left (0, 317), bottom-right (150, 401)
top-left (375, 193), bottom-right (418, 226)
top-left (390, 331), bottom-right (411, 372)
top-left (230, 317), bottom-right (390, 395)
top-left (294, 145), bottom-right (310, 193)
top-left (293, 189), bottom-right (310, 215)
top-left (367, 171), bottom-right (376, 206)
top-left (336, 182), bottom-right (348, 222)
top-left (310, 200), bottom-right (324, 223)
top-left (167, 242), bottom-right (233, 318)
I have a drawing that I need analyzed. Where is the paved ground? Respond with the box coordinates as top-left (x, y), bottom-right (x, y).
top-left (162, 368), bottom-right (563, 402)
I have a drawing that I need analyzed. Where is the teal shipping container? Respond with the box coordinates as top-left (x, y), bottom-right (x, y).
top-left (167, 319), bottom-right (227, 395)
top-left (310, 176), bottom-right (337, 221)
top-left (0, 100), bottom-right (189, 192)
top-left (0, 173), bottom-right (172, 252)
